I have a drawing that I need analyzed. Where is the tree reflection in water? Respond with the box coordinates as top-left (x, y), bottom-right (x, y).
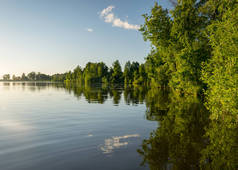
top-left (138, 88), bottom-right (238, 170)
top-left (63, 83), bottom-right (237, 169)
top-left (12, 82), bottom-right (237, 169)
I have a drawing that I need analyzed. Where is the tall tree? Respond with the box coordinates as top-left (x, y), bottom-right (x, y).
top-left (140, 1), bottom-right (210, 94)
top-left (21, 73), bottom-right (28, 81)
top-left (27, 72), bottom-right (36, 81)
top-left (124, 61), bottom-right (132, 84)
top-left (111, 60), bottom-right (123, 84)
top-left (3, 74), bottom-right (10, 80)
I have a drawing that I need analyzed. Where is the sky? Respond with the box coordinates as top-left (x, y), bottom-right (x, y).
top-left (0, 0), bottom-right (172, 77)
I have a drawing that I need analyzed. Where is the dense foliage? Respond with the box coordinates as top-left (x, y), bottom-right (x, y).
top-left (63, 60), bottom-right (147, 86)
top-left (3, 61), bottom-right (147, 85)
top-left (138, 0), bottom-right (238, 169)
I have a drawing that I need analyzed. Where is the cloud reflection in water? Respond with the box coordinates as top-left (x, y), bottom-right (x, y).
top-left (0, 120), bottom-right (33, 131)
top-left (100, 134), bottom-right (140, 154)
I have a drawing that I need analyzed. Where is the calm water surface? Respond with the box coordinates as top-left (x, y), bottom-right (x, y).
top-left (0, 82), bottom-right (237, 170)
top-left (0, 82), bottom-right (157, 170)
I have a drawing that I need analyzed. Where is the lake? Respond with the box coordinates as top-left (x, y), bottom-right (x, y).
top-left (0, 82), bottom-right (237, 170)
top-left (0, 82), bottom-right (157, 170)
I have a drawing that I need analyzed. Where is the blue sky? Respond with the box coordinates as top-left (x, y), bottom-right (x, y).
top-left (0, 0), bottom-right (172, 77)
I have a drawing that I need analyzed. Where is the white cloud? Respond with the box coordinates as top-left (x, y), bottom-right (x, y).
top-left (105, 13), bottom-right (114, 23)
top-left (100, 6), bottom-right (140, 30)
top-left (86, 28), bottom-right (93, 32)
top-left (100, 5), bottom-right (115, 17)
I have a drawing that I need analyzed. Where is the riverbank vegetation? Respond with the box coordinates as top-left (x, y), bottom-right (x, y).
top-left (3, 0), bottom-right (237, 119)
top-left (1, 72), bottom-right (51, 81)
top-left (1, 0), bottom-right (237, 169)
top-left (3, 60), bottom-right (148, 86)
top-left (138, 0), bottom-right (238, 169)
top-left (63, 60), bottom-right (148, 86)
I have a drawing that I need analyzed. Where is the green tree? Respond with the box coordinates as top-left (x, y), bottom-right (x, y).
top-left (21, 73), bottom-right (28, 81)
top-left (3, 74), bottom-right (10, 80)
top-left (111, 60), bottom-right (123, 84)
top-left (140, 1), bottom-right (210, 94)
top-left (124, 61), bottom-right (132, 85)
top-left (12, 75), bottom-right (16, 81)
top-left (200, 3), bottom-right (238, 168)
top-left (35, 72), bottom-right (51, 81)
top-left (27, 72), bottom-right (36, 81)
top-left (51, 73), bottom-right (66, 82)
top-left (73, 66), bottom-right (83, 84)
top-left (201, 0), bottom-right (238, 121)
top-left (133, 64), bottom-right (147, 85)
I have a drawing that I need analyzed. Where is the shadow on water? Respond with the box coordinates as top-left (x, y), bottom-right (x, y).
top-left (137, 88), bottom-right (238, 170)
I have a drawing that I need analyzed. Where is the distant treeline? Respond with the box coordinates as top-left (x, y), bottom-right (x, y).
top-left (2, 72), bottom-right (51, 81)
top-left (3, 60), bottom-right (148, 85)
